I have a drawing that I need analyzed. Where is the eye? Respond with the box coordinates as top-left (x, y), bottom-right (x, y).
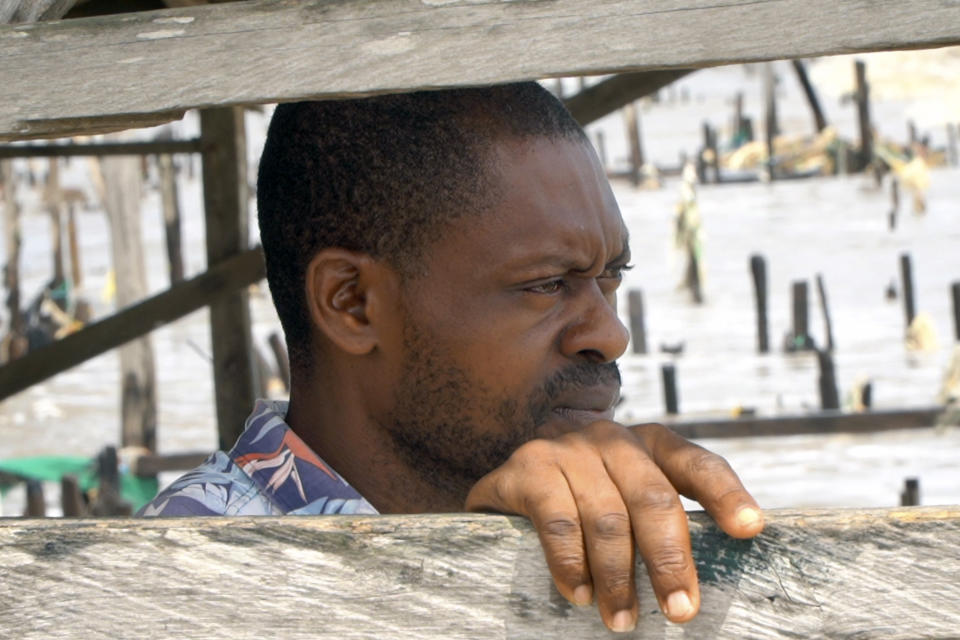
top-left (600, 263), bottom-right (634, 280)
top-left (526, 278), bottom-right (566, 295)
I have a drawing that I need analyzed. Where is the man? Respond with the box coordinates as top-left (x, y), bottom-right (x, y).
top-left (141, 83), bottom-right (764, 633)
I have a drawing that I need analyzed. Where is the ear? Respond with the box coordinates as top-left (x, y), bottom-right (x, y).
top-left (304, 248), bottom-right (398, 356)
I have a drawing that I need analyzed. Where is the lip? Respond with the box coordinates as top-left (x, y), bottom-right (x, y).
top-left (548, 384), bottom-right (620, 428)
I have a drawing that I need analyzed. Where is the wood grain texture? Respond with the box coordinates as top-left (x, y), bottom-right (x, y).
top-left (3, 0), bottom-right (960, 139)
top-left (1, 508), bottom-right (959, 639)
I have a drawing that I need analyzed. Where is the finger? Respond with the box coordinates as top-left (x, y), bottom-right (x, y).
top-left (601, 433), bottom-right (700, 623)
top-left (465, 444), bottom-right (593, 608)
top-left (559, 438), bottom-right (638, 632)
top-left (635, 424), bottom-right (764, 539)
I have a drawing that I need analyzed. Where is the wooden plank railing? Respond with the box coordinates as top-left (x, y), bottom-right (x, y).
top-left (3, 0), bottom-right (960, 139)
top-left (1, 508), bottom-right (958, 638)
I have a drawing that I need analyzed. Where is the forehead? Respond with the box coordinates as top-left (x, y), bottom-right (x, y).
top-left (458, 137), bottom-right (627, 272)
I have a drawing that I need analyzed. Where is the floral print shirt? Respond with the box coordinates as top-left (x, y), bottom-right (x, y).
top-left (138, 399), bottom-right (378, 517)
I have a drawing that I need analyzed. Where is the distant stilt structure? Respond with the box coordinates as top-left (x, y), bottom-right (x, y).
top-left (157, 130), bottom-right (185, 285)
top-left (674, 163), bottom-right (704, 304)
top-left (854, 60), bottom-right (873, 172)
top-left (763, 62), bottom-right (779, 179)
top-left (97, 149), bottom-right (158, 457)
top-left (1, 159), bottom-right (26, 362)
top-left (749, 254), bottom-right (769, 354)
top-left (623, 102), bottom-right (644, 187)
top-left (791, 59), bottom-right (827, 134)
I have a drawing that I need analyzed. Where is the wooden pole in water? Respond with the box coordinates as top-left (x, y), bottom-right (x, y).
top-left (24, 479), bottom-right (45, 517)
top-left (900, 253), bottom-right (916, 329)
top-left (66, 204), bottom-right (82, 289)
top-left (268, 332), bottom-right (291, 392)
top-left (60, 474), bottom-right (86, 517)
top-left (950, 281), bottom-right (960, 342)
top-left (627, 289), bottom-right (647, 355)
top-left (791, 59), bottom-right (827, 133)
top-left (99, 151), bottom-right (157, 455)
top-left (594, 131), bottom-right (607, 172)
top-left (792, 280), bottom-right (810, 349)
top-left (200, 107), bottom-right (257, 451)
top-left (624, 103), bottom-right (643, 186)
top-left (661, 363), bottom-right (679, 415)
top-left (889, 178), bottom-right (899, 231)
top-left (749, 254), bottom-right (769, 354)
top-left (816, 273), bottom-right (835, 352)
top-left (901, 477), bottom-right (920, 506)
top-left (854, 60), bottom-right (873, 172)
top-left (764, 62), bottom-right (779, 179)
top-left (158, 148), bottom-right (185, 285)
top-left (817, 349), bottom-right (840, 410)
top-left (46, 159), bottom-right (66, 290)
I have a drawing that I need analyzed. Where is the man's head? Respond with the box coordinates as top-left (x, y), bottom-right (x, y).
top-left (257, 83), bottom-right (631, 508)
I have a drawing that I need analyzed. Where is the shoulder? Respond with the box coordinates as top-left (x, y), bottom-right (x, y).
top-left (137, 451), bottom-right (282, 517)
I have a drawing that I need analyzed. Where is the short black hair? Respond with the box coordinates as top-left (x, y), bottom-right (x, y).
top-left (257, 82), bottom-right (586, 375)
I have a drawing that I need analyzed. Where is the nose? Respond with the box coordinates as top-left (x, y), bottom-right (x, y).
top-left (559, 281), bottom-right (630, 363)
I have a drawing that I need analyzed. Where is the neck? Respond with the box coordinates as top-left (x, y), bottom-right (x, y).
top-left (285, 368), bottom-right (465, 514)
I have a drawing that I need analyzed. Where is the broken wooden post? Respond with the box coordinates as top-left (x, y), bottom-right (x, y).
top-left (66, 203), bottom-right (82, 289)
top-left (200, 107), bottom-right (257, 451)
top-left (157, 131), bottom-right (185, 284)
top-left (791, 59), bottom-right (827, 133)
top-left (45, 159), bottom-right (66, 292)
top-left (951, 281), bottom-right (960, 342)
top-left (854, 59), bottom-right (873, 171)
top-left (764, 62), bottom-right (779, 179)
top-left (700, 122), bottom-right (719, 183)
top-left (900, 253), bottom-right (916, 329)
top-left (889, 178), bottom-right (899, 231)
top-left (627, 289), bottom-right (647, 355)
top-left (92, 446), bottom-right (132, 516)
top-left (861, 381), bottom-right (873, 409)
top-left (816, 273), bottom-right (835, 351)
top-left (60, 474), bottom-right (86, 517)
top-left (750, 254), bottom-right (769, 354)
top-left (594, 130), bottom-right (607, 169)
top-left (24, 479), bottom-right (45, 517)
top-left (623, 103), bottom-right (643, 186)
top-left (900, 477), bottom-right (920, 506)
top-left (268, 332), bottom-right (291, 392)
top-left (817, 349), bottom-right (840, 410)
top-left (99, 152), bottom-right (157, 455)
top-left (662, 363), bottom-right (679, 415)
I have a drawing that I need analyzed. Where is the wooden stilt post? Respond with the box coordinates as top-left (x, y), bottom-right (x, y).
top-left (950, 281), bottom-right (960, 342)
top-left (157, 138), bottom-right (185, 284)
top-left (45, 159), bottom-right (66, 293)
top-left (861, 381), bottom-right (873, 409)
top-left (627, 289), bottom-right (647, 355)
top-left (60, 475), bottom-right (86, 517)
top-left (1, 160), bottom-right (26, 361)
top-left (764, 62), bottom-right (779, 179)
top-left (854, 60), bottom-right (873, 171)
top-left (889, 178), bottom-right (899, 231)
top-left (66, 204), bottom-right (82, 290)
top-left (901, 477), bottom-right (920, 506)
top-left (100, 153), bottom-right (157, 454)
top-left (791, 280), bottom-right (811, 349)
top-left (817, 349), bottom-right (840, 410)
top-left (900, 253), bottom-right (916, 329)
top-left (816, 273), bottom-right (835, 352)
top-left (791, 59), bottom-right (827, 133)
top-left (268, 332), bottom-right (291, 392)
top-left (200, 107), bottom-right (257, 451)
top-left (24, 479), bottom-right (45, 517)
top-left (750, 255), bottom-right (769, 354)
top-left (733, 91), bottom-right (744, 146)
top-left (594, 131), bottom-right (607, 171)
top-left (661, 364), bottom-right (679, 415)
top-left (624, 103), bottom-right (643, 186)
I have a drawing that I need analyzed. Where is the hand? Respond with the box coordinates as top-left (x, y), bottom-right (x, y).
top-left (464, 420), bottom-right (763, 633)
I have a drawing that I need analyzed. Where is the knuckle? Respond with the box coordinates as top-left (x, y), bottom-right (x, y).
top-left (510, 438), bottom-right (556, 464)
top-left (590, 511), bottom-right (632, 541)
top-left (597, 566), bottom-right (635, 596)
top-left (647, 546), bottom-right (693, 579)
top-left (687, 449), bottom-right (733, 476)
top-left (539, 515), bottom-right (582, 541)
top-left (630, 484), bottom-right (681, 513)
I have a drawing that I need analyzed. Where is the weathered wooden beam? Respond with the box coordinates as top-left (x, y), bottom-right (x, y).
top-left (1, 508), bottom-right (959, 638)
top-left (564, 70), bottom-right (692, 126)
top-left (200, 107), bottom-right (256, 451)
top-left (132, 451), bottom-right (208, 475)
top-left (4, 0), bottom-right (960, 139)
top-left (0, 139), bottom-right (202, 158)
top-left (666, 407), bottom-right (941, 439)
top-left (0, 246), bottom-right (265, 400)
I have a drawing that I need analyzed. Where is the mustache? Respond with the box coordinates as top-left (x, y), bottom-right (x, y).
top-left (527, 361), bottom-right (622, 425)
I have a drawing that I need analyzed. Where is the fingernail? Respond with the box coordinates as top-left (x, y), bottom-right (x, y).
top-left (666, 590), bottom-right (694, 619)
top-left (736, 506), bottom-right (762, 529)
top-left (572, 584), bottom-right (593, 606)
top-left (610, 609), bottom-right (635, 633)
